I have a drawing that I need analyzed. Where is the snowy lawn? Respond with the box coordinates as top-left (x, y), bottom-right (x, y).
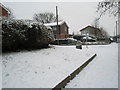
top-left (65, 43), bottom-right (118, 88)
top-left (2, 45), bottom-right (95, 88)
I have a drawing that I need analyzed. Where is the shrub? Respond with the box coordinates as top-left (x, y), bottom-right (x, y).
top-left (2, 20), bottom-right (55, 52)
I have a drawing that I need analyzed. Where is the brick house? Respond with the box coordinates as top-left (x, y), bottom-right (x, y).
top-left (0, 3), bottom-right (11, 48)
top-left (44, 21), bottom-right (69, 39)
top-left (0, 3), bottom-right (11, 24)
top-left (80, 25), bottom-right (103, 39)
top-left (0, 3), bottom-right (10, 17)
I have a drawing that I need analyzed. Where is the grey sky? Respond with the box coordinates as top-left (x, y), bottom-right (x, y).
top-left (2, 2), bottom-right (117, 35)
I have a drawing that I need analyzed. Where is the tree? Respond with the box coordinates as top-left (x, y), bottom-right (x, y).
top-left (97, 0), bottom-right (120, 19)
top-left (92, 18), bottom-right (100, 28)
top-left (97, 0), bottom-right (120, 42)
top-left (100, 27), bottom-right (109, 38)
top-left (33, 12), bottom-right (56, 24)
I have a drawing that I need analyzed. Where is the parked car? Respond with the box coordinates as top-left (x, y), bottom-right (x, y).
top-left (81, 36), bottom-right (96, 42)
top-left (76, 41), bottom-right (82, 49)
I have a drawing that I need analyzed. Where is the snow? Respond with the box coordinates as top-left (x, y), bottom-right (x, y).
top-left (65, 43), bottom-right (118, 88)
top-left (44, 21), bottom-right (65, 27)
top-left (66, 38), bottom-right (77, 41)
top-left (83, 36), bottom-right (92, 39)
top-left (2, 45), bottom-right (95, 88)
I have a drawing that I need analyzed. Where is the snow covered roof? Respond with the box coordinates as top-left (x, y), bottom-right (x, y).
top-left (80, 25), bottom-right (100, 31)
top-left (44, 21), bottom-right (65, 27)
top-left (0, 3), bottom-right (11, 14)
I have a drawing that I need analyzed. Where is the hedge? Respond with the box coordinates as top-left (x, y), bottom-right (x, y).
top-left (2, 20), bottom-right (55, 52)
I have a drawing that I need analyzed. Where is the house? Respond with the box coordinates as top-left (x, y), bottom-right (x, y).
top-left (0, 3), bottom-right (11, 25)
top-left (0, 3), bottom-right (10, 18)
top-left (44, 21), bottom-right (69, 39)
top-left (0, 3), bottom-right (11, 46)
top-left (80, 25), bottom-right (103, 40)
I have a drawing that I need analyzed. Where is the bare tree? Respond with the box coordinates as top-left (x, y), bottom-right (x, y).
top-left (97, 0), bottom-right (120, 42)
top-left (92, 18), bottom-right (100, 28)
top-left (33, 12), bottom-right (57, 24)
top-left (100, 27), bottom-right (109, 38)
top-left (97, 0), bottom-right (120, 19)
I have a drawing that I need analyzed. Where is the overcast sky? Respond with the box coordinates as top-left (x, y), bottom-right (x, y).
top-left (1, 1), bottom-right (117, 35)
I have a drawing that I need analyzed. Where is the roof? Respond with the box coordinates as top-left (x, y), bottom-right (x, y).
top-left (0, 3), bottom-right (11, 14)
top-left (44, 21), bottom-right (66, 27)
top-left (80, 25), bottom-right (100, 31)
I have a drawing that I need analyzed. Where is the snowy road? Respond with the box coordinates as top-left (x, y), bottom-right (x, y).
top-left (65, 43), bottom-right (118, 88)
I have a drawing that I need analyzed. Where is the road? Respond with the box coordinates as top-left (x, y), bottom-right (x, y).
top-left (65, 43), bottom-right (118, 88)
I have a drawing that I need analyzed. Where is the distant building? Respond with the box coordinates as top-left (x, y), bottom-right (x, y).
top-left (80, 25), bottom-right (103, 39)
top-left (44, 21), bottom-right (69, 39)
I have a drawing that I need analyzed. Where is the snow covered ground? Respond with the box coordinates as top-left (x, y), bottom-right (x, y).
top-left (2, 45), bottom-right (95, 88)
top-left (65, 43), bottom-right (118, 88)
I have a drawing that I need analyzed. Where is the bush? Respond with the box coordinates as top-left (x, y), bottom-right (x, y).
top-left (2, 20), bottom-right (55, 52)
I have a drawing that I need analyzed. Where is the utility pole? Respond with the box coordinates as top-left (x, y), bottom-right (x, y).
top-left (114, 31), bottom-right (115, 37)
top-left (118, 1), bottom-right (120, 43)
top-left (56, 6), bottom-right (59, 45)
top-left (86, 32), bottom-right (89, 48)
top-left (116, 21), bottom-right (118, 42)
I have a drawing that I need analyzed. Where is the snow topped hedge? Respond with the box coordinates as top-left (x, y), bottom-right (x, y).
top-left (2, 20), bottom-right (55, 52)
